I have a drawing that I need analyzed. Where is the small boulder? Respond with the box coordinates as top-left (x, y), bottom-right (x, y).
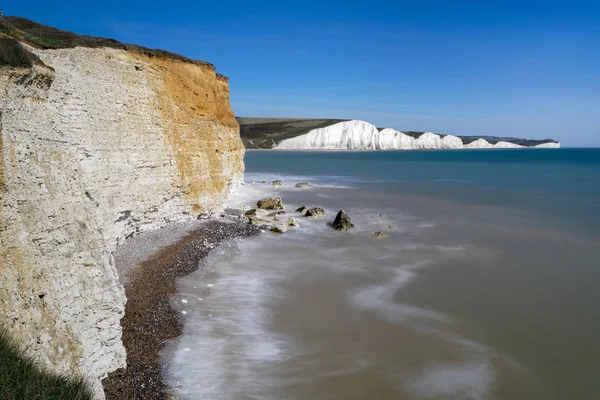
top-left (248, 216), bottom-right (268, 226)
top-left (244, 208), bottom-right (258, 216)
top-left (295, 206), bottom-right (308, 214)
top-left (287, 217), bottom-right (300, 227)
top-left (256, 197), bottom-right (283, 210)
top-left (372, 231), bottom-right (388, 240)
top-left (295, 182), bottom-right (311, 188)
top-left (305, 207), bottom-right (326, 218)
top-left (333, 210), bottom-right (354, 231)
top-left (273, 216), bottom-right (281, 222)
top-left (270, 225), bottom-right (287, 234)
top-left (261, 181), bottom-right (268, 184)
top-left (267, 211), bottom-right (286, 217)
top-left (272, 180), bottom-right (283, 186)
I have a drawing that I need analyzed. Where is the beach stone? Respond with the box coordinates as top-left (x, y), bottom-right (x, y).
top-left (295, 206), bottom-right (308, 214)
top-left (272, 180), bottom-right (283, 186)
top-left (256, 197), bottom-right (283, 210)
top-left (261, 181), bottom-right (268, 184)
top-left (372, 231), bottom-right (388, 240)
top-left (244, 208), bottom-right (257, 216)
top-left (248, 216), bottom-right (268, 226)
top-left (333, 210), bottom-right (355, 230)
top-left (295, 182), bottom-right (311, 188)
top-left (267, 211), bottom-right (286, 217)
top-left (305, 207), bottom-right (326, 218)
top-left (270, 225), bottom-right (287, 233)
top-left (287, 217), bottom-right (300, 228)
top-left (273, 216), bottom-right (281, 222)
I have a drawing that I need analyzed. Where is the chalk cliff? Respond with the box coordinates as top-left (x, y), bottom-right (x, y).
top-left (0, 28), bottom-right (242, 397)
top-left (273, 120), bottom-right (560, 150)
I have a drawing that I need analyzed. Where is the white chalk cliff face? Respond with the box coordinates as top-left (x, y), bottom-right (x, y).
top-left (274, 120), bottom-right (560, 150)
top-left (0, 44), bottom-right (243, 397)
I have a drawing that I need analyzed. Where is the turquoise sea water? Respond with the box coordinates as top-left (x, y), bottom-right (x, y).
top-left (245, 148), bottom-right (600, 234)
top-left (166, 148), bottom-right (600, 400)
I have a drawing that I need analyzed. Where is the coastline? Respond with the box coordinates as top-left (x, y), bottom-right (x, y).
top-left (102, 212), bottom-right (260, 399)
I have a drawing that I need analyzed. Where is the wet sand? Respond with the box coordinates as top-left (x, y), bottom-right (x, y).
top-left (102, 213), bottom-right (260, 399)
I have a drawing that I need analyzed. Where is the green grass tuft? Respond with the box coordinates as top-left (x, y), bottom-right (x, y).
top-left (0, 329), bottom-right (93, 400)
top-left (0, 38), bottom-right (43, 68)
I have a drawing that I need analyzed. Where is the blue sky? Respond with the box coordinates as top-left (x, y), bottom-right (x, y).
top-left (8, 1), bottom-right (600, 146)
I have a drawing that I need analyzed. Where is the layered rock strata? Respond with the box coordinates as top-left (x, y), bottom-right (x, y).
top-left (0, 41), bottom-right (242, 397)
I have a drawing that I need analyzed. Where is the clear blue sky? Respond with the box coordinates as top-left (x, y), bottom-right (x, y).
top-left (7, 1), bottom-right (600, 146)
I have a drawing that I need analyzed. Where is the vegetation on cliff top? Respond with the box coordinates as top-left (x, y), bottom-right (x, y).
top-left (237, 117), bottom-right (348, 149)
top-left (0, 15), bottom-right (216, 70)
top-left (0, 37), bottom-right (46, 68)
top-left (0, 329), bottom-right (93, 400)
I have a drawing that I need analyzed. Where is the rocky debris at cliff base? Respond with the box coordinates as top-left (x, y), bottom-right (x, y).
top-left (256, 197), bottom-right (283, 210)
top-left (305, 207), bottom-right (326, 218)
top-left (372, 231), bottom-right (388, 240)
top-left (333, 210), bottom-right (354, 230)
top-left (272, 180), bottom-right (283, 186)
top-left (287, 217), bottom-right (300, 227)
top-left (295, 206), bottom-right (308, 215)
top-left (295, 182), bottom-right (311, 188)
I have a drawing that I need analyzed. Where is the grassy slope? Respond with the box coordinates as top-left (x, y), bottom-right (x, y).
top-left (237, 117), bottom-right (348, 149)
top-left (0, 15), bottom-right (216, 71)
top-left (0, 330), bottom-right (93, 400)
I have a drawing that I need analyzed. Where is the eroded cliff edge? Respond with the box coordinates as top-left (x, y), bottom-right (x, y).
top-left (0, 21), bottom-right (243, 397)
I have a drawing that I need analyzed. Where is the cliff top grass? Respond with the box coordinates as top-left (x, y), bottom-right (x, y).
top-left (237, 117), bottom-right (349, 149)
top-left (0, 329), bottom-right (93, 400)
top-left (0, 15), bottom-right (216, 70)
top-left (0, 37), bottom-right (46, 68)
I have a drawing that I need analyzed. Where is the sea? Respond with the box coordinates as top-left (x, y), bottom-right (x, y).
top-left (162, 148), bottom-right (600, 400)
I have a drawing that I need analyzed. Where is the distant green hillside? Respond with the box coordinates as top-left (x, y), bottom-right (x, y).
top-left (237, 117), bottom-right (347, 149)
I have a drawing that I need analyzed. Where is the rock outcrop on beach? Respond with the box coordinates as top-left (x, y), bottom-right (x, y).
top-left (306, 207), bottom-right (327, 218)
top-left (256, 197), bottom-right (284, 210)
top-left (273, 120), bottom-right (560, 150)
top-left (0, 16), bottom-right (242, 398)
top-left (332, 210), bottom-right (354, 231)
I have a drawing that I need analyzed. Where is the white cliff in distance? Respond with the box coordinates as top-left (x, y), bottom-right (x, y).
top-left (274, 120), bottom-right (560, 150)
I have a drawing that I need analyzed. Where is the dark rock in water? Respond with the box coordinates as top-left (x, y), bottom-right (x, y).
top-left (256, 197), bottom-right (283, 210)
top-left (333, 210), bottom-right (354, 230)
top-left (287, 217), bottom-right (300, 227)
top-left (305, 207), bottom-right (326, 218)
top-left (267, 211), bottom-right (286, 217)
top-left (372, 231), bottom-right (388, 240)
top-left (272, 180), bottom-right (283, 186)
top-left (295, 182), bottom-right (311, 188)
top-left (295, 206), bottom-right (308, 214)
top-left (261, 181), bottom-right (268, 184)
top-left (244, 209), bottom-right (258, 216)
